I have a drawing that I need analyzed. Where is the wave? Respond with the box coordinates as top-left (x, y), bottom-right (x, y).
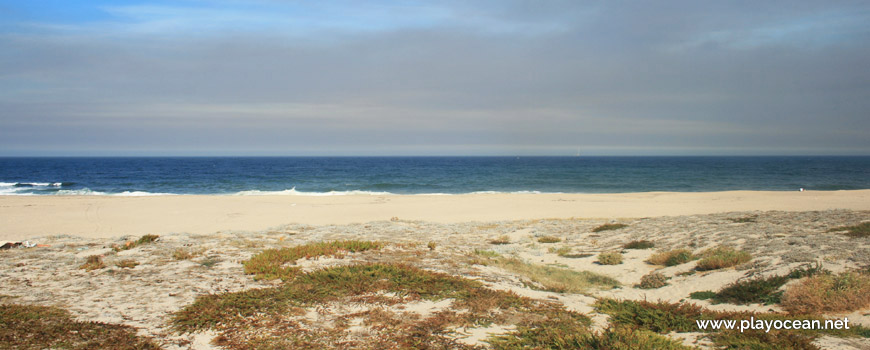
top-left (232, 187), bottom-right (393, 196)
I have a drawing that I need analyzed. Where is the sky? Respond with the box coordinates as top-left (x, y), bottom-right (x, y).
top-left (1, 1), bottom-right (869, 156)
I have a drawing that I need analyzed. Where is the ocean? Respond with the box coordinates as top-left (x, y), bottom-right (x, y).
top-left (1, 156), bottom-right (868, 196)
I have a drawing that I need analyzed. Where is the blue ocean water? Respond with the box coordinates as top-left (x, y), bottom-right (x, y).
top-left (0, 157), bottom-right (868, 196)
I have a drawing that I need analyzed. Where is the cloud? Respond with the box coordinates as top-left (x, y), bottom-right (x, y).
top-left (1, 1), bottom-right (869, 155)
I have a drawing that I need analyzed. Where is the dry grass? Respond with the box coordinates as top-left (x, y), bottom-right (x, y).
top-left (243, 240), bottom-right (384, 281)
top-left (79, 255), bottom-right (105, 271)
top-left (597, 251), bottom-right (623, 265)
top-left (489, 235), bottom-right (511, 245)
top-left (115, 259), bottom-right (139, 269)
top-left (0, 303), bottom-right (159, 349)
top-left (592, 223), bottom-right (628, 232)
top-left (647, 249), bottom-right (694, 266)
top-left (113, 234), bottom-right (159, 252)
top-left (171, 248), bottom-right (198, 260)
top-left (480, 256), bottom-right (619, 293)
top-left (827, 222), bottom-right (870, 238)
top-left (695, 246), bottom-right (752, 271)
top-left (537, 236), bottom-right (561, 243)
top-left (781, 271), bottom-right (870, 314)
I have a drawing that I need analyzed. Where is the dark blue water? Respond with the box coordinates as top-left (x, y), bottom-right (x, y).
top-left (1, 157), bottom-right (868, 195)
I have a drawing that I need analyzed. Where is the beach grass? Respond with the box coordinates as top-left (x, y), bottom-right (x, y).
top-left (243, 240), bottom-right (384, 281)
top-left (0, 303), bottom-right (159, 349)
top-left (647, 249), bottom-right (695, 266)
top-left (623, 240), bottom-right (655, 249)
top-left (695, 246), bottom-right (751, 271)
top-left (477, 255), bottom-right (619, 293)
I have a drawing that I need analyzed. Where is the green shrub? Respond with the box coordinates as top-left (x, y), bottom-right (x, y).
top-left (597, 251), bottom-right (623, 265)
top-left (689, 291), bottom-right (717, 300)
top-left (636, 272), bottom-right (669, 289)
top-left (623, 240), bottom-right (655, 249)
top-left (243, 240), bottom-right (384, 281)
top-left (695, 246), bottom-right (751, 271)
top-left (647, 249), bottom-right (694, 266)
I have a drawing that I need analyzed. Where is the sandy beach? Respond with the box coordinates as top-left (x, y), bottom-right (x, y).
top-left (2, 190), bottom-right (870, 241)
top-left (2, 192), bottom-right (870, 349)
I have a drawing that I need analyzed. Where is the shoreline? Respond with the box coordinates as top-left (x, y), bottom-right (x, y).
top-left (2, 190), bottom-right (870, 241)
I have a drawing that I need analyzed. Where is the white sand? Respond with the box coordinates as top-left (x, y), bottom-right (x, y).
top-left (2, 190), bottom-right (870, 241)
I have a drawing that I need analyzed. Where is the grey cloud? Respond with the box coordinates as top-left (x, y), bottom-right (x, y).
top-left (1, 1), bottom-right (869, 155)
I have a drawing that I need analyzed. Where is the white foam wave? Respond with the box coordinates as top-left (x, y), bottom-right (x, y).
top-left (113, 191), bottom-right (177, 196)
top-left (55, 188), bottom-right (108, 196)
top-left (233, 187), bottom-right (393, 196)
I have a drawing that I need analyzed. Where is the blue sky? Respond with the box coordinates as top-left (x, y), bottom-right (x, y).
top-left (1, 1), bottom-right (869, 155)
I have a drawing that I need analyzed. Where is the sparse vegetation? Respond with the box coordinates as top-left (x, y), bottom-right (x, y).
top-left (476, 255), bottom-right (619, 293)
top-left (592, 223), bottom-right (628, 232)
top-left (427, 241), bottom-right (437, 250)
top-left (489, 235), bottom-right (511, 245)
top-left (79, 255), bottom-right (105, 271)
top-left (199, 256), bottom-right (221, 268)
top-left (623, 240), bottom-right (655, 249)
top-left (597, 251), bottom-right (623, 265)
top-left (647, 249), bottom-right (694, 266)
top-left (782, 271), bottom-right (870, 314)
top-left (488, 326), bottom-right (692, 350)
top-left (173, 263), bottom-right (596, 349)
top-left (172, 248), bottom-right (197, 260)
top-left (689, 291), bottom-right (717, 300)
top-left (636, 272), bottom-right (669, 289)
top-left (695, 246), bottom-right (751, 271)
top-left (115, 259), bottom-right (139, 269)
top-left (0, 303), bottom-right (159, 349)
top-left (594, 298), bottom-right (861, 349)
top-left (729, 216), bottom-right (757, 223)
top-left (113, 234), bottom-right (160, 252)
top-left (243, 240), bottom-right (384, 280)
top-left (712, 264), bottom-right (825, 305)
top-left (537, 236), bottom-right (561, 243)
top-left (827, 222), bottom-right (870, 238)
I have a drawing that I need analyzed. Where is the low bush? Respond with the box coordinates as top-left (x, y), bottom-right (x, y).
top-left (695, 246), bottom-right (751, 271)
top-left (636, 272), bottom-right (669, 289)
top-left (623, 240), bottom-right (655, 249)
top-left (79, 255), bottom-right (105, 271)
top-left (647, 249), bottom-right (694, 266)
top-left (537, 236), bottom-right (561, 243)
top-left (781, 271), bottom-right (870, 314)
top-left (489, 235), bottom-right (511, 245)
top-left (597, 251), bottom-right (623, 265)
